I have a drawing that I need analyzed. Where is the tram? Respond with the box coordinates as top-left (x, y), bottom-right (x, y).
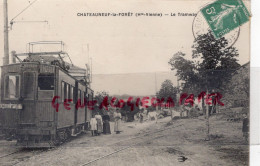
top-left (0, 41), bottom-right (93, 147)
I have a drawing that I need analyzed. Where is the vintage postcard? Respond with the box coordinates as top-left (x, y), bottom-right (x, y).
top-left (0, 0), bottom-right (250, 165)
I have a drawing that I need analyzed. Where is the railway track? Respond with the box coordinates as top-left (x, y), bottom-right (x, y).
top-left (0, 149), bottom-right (21, 159)
top-left (0, 120), bottom-right (184, 166)
top-left (80, 134), bottom-right (166, 166)
top-left (79, 122), bottom-right (184, 166)
top-left (0, 147), bottom-right (49, 166)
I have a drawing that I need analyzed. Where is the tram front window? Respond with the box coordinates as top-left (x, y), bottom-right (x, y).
top-left (38, 73), bottom-right (54, 99)
top-left (4, 75), bottom-right (20, 99)
top-left (38, 74), bottom-right (54, 90)
top-left (24, 72), bottom-right (35, 99)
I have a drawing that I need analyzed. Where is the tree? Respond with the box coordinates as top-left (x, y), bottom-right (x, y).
top-left (169, 31), bottom-right (241, 95)
top-left (156, 79), bottom-right (177, 106)
top-left (168, 52), bottom-right (200, 94)
top-left (224, 63), bottom-right (249, 108)
top-left (94, 91), bottom-right (111, 115)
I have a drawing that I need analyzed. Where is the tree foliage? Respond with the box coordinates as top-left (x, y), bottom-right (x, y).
top-left (94, 91), bottom-right (111, 115)
top-left (224, 63), bottom-right (249, 107)
top-left (168, 52), bottom-right (200, 94)
top-left (94, 91), bottom-right (111, 103)
top-left (156, 79), bottom-right (177, 100)
top-left (169, 31), bottom-right (241, 94)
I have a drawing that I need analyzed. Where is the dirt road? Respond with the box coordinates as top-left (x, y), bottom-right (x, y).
top-left (0, 116), bottom-right (248, 166)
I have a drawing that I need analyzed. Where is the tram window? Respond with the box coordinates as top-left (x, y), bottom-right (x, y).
top-left (61, 82), bottom-right (65, 101)
top-left (4, 75), bottom-right (20, 99)
top-left (62, 82), bottom-right (74, 102)
top-left (62, 82), bottom-right (68, 102)
top-left (81, 91), bottom-right (85, 103)
top-left (71, 86), bottom-right (74, 101)
top-left (68, 84), bottom-right (71, 100)
top-left (38, 74), bottom-right (54, 90)
top-left (64, 83), bottom-right (68, 101)
top-left (78, 90), bottom-right (81, 103)
top-left (23, 72), bottom-right (35, 99)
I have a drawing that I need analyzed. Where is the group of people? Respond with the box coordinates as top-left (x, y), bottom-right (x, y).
top-left (90, 109), bottom-right (122, 136)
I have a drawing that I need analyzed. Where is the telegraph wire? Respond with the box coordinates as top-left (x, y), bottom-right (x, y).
top-left (11, 0), bottom-right (39, 22)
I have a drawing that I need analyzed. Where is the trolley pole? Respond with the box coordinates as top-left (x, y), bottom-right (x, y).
top-left (3, 0), bottom-right (9, 65)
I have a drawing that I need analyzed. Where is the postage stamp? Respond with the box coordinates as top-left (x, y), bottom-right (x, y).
top-left (200, 0), bottom-right (250, 38)
top-left (192, 11), bottom-right (240, 49)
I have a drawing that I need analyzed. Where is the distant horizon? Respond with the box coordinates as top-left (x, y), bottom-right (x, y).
top-left (91, 71), bottom-right (178, 96)
top-left (91, 60), bottom-right (250, 96)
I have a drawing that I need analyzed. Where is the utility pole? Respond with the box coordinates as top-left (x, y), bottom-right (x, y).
top-left (177, 75), bottom-right (180, 101)
top-left (3, 0), bottom-right (9, 65)
top-left (206, 89), bottom-right (210, 141)
top-left (205, 70), bottom-right (211, 141)
top-left (90, 57), bottom-right (92, 87)
top-left (154, 72), bottom-right (158, 111)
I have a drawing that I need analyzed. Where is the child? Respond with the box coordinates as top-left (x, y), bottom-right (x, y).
top-left (114, 109), bottom-right (122, 134)
top-left (95, 112), bottom-right (103, 135)
top-left (90, 114), bottom-right (97, 136)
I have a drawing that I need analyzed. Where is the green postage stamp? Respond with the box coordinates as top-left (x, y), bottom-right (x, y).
top-left (201, 0), bottom-right (250, 38)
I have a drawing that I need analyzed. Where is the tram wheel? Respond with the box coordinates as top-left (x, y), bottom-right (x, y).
top-left (65, 129), bottom-right (71, 141)
top-left (52, 134), bottom-right (61, 146)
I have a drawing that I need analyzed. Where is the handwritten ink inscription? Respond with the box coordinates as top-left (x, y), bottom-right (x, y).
top-left (51, 91), bottom-right (224, 112)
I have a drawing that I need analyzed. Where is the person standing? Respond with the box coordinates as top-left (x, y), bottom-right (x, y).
top-left (90, 114), bottom-right (97, 136)
top-left (95, 112), bottom-right (103, 135)
top-left (102, 113), bottom-right (111, 134)
top-left (114, 109), bottom-right (122, 134)
top-left (139, 111), bottom-right (144, 123)
top-left (242, 113), bottom-right (249, 143)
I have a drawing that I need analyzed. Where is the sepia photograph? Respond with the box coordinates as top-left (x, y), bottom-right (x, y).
top-left (0, 0), bottom-right (251, 165)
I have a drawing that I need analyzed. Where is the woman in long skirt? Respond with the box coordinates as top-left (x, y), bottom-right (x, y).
top-left (114, 109), bottom-right (122, 134)
top-left (139, 112), bottom-right (144, 123)
top-left (102, 113), bottom-right (111, 134)
top-left (95, 113), bottom-right (103, 135)
top-left (90, 115), bottom-right (97, 136)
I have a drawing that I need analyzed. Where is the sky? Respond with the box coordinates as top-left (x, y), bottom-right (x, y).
top-left (0, 0), bottom-right (250, 96)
